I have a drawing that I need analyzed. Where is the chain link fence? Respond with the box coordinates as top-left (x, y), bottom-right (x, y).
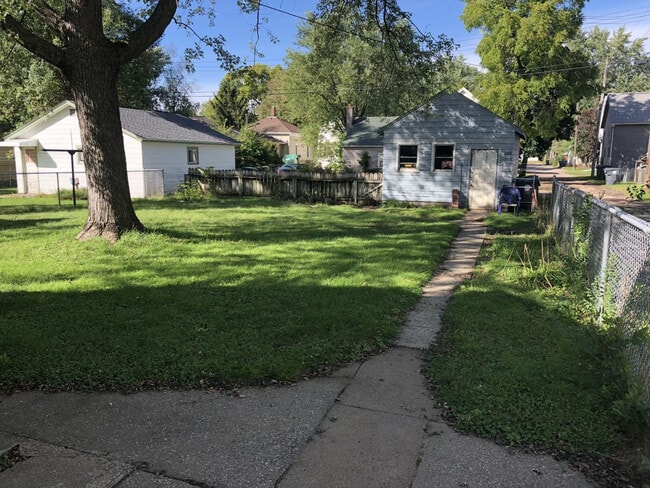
top-left (552, 180), bottom-right (650, 400)
top-left (0, 170), bottom-right (164, 201)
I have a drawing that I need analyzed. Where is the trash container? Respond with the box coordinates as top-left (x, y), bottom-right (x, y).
top-left (603, 167), bottom-right (622, 185)
top-left (514, 176), bottom-right (540, 212)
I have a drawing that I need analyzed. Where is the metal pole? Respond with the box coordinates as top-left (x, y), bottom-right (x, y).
top-left (56, 172), bottom-right (61, 206)
top-left (69, 150), bottom-right (76, 207)
top-left (42, 148), bottom-right (81, 207)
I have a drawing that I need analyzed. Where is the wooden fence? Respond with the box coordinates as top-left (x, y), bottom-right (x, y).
top-left (186, 169), bottom-right (383, 204)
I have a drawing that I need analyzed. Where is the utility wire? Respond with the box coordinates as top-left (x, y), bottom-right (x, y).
top-left (249, 0), bottom-right (381, 44)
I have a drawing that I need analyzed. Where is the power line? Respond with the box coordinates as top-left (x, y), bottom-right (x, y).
top-left (182, 3), bottom-right (649, 99)
top-left (251, 0), bottom-right (381, 45)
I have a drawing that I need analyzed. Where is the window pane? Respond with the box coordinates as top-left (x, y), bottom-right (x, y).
top-left (399, 145), bottom-right (418, 169)
top-left (187, 147), bottom-right (199, 165)
top-left (434, 144), bottom-right (454, 170)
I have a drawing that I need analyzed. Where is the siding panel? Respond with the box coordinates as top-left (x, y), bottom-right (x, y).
top-left (382, 92), bottom-right (521, 206)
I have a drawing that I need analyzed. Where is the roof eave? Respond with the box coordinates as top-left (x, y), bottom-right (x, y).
top-left (138, 138), bottom-right (240, 146)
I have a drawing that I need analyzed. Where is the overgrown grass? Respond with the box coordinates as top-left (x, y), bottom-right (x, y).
top-left (608, 182), bottom-right (650, 202)
top-left (0, 196), bottom-right (462, 391)
top-left (427, 210), bottom-right (626, 455)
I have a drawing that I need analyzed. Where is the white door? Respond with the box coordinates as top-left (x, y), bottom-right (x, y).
top-left (469, 149), bottom-right (498, 209)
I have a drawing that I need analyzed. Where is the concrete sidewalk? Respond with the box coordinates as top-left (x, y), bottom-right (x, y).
top-left (0, 211), bottom-right (592, 488)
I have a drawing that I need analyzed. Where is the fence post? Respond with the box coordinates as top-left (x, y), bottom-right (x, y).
top-left (552, 178), bottom-right (560, 233)
top-left (596, 210), bottom-right (613, 327)
top-left (56, 172), bottom-right (61, 206)
top-left (238, 172), bottom-right (243, 197)
top-left (353, 178), bottom-right (358, 205)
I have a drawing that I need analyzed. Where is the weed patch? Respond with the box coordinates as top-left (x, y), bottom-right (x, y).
top-left (427, 211), bottom-right (626, 456)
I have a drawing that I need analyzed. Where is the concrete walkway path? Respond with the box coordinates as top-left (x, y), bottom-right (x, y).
top-left (0, 211), bottom-right (592, 488)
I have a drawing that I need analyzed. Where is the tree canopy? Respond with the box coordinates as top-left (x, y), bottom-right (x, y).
top-left (201, 64), bottom-right (274, 130)
top-left (0, 0), bottom-right (195, 136)
top-left (581, 26), bottom-right (650, 93)
top-left (281, 4), bottom-right (455, 146)
top-left (462, 0), bottom-right (596, 150)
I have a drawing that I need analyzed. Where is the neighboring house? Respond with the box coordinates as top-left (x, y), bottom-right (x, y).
top-left (342, 108), bottom-right (397, 171)
top-left (250, 107), bottom-right (312, 162)
top-left (342, 90), bottom-right (525, 208)
top-left (597, 92), bottom-right (650, 176)
top-left (0, 100), bottom-right (238, 197)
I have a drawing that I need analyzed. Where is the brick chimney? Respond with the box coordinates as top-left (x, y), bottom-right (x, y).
top-left (345, 104), bottom-right (354, 133)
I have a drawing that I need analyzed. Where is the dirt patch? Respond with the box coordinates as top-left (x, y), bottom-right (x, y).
top-left (528, 162), bottom-right (650, 222)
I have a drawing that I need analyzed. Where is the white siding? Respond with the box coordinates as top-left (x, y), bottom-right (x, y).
top-left (24, 109), bottom-right (87, 194)
top-left (141, 142), bottom-right (235, 194)
top-left (123, 135), bottom-right (146, 198)
top-left (8, 104), bottom-right (237, 197)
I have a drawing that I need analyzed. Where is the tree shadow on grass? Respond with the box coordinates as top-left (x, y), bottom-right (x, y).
top-left (0, 280), bottom-right (417, 392)
top-left (0, 217), bottom-right (69, 231)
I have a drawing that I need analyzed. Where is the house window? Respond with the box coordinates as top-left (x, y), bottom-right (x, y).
top-left (433, 144), bottom-right (454, 170)
top-left (398, 145), bottom-right (418, 170)
top-left (187, 146), bottom-right (199, 165)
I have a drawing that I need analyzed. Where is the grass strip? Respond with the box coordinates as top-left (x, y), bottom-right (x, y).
top-left (427, 211), bottom-right (625, 455)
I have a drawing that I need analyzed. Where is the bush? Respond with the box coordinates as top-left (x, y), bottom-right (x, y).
top-left (235, 127), bottom-right (281, 168)
top-left (173, 181), bottom-right (207, 201)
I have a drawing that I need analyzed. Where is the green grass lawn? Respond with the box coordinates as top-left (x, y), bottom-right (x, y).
top-left (427, 211), bottom-right (626, 456)
top-left (561, 165), bottom-right (593, 177)
top-left (0, 197), bottom-right (462, 391)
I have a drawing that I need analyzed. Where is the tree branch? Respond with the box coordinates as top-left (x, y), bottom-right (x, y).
top-left (117, 0), bottom-right (178, 65)
top-left (31, 0), bottom-right (65, 33)
top-left (1, 13), bottom-right (64, 68)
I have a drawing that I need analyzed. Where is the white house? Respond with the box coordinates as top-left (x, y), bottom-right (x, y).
top-left (0, 100), bottom-right (239, 197)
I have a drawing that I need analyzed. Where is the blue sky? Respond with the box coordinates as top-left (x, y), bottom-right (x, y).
top-left (160, 1), bottom-right (650, 104)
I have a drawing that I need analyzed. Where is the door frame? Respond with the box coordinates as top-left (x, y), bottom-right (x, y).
top-left (469, 149), bottom-right (498, 209)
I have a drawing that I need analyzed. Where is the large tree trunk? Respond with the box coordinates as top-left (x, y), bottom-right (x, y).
top-left (60, 1), bottom-right (144, 242)
top-left (69, 67), bottom-right (145, 243)
top-left (1, 0), bottom-right (178, 242)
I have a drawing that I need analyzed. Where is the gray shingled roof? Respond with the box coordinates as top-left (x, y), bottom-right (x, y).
top-left (343, 116), bottom-right (398, 147)
top-left (119, 108), bottom-right (239, 145)
top-left (604, 93), bottom-right (650, 125)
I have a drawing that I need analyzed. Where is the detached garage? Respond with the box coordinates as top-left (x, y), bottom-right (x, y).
top-left (0, 100), bottom-right (238, 197)
top-left (381, 91), bottom-right (525, 209)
